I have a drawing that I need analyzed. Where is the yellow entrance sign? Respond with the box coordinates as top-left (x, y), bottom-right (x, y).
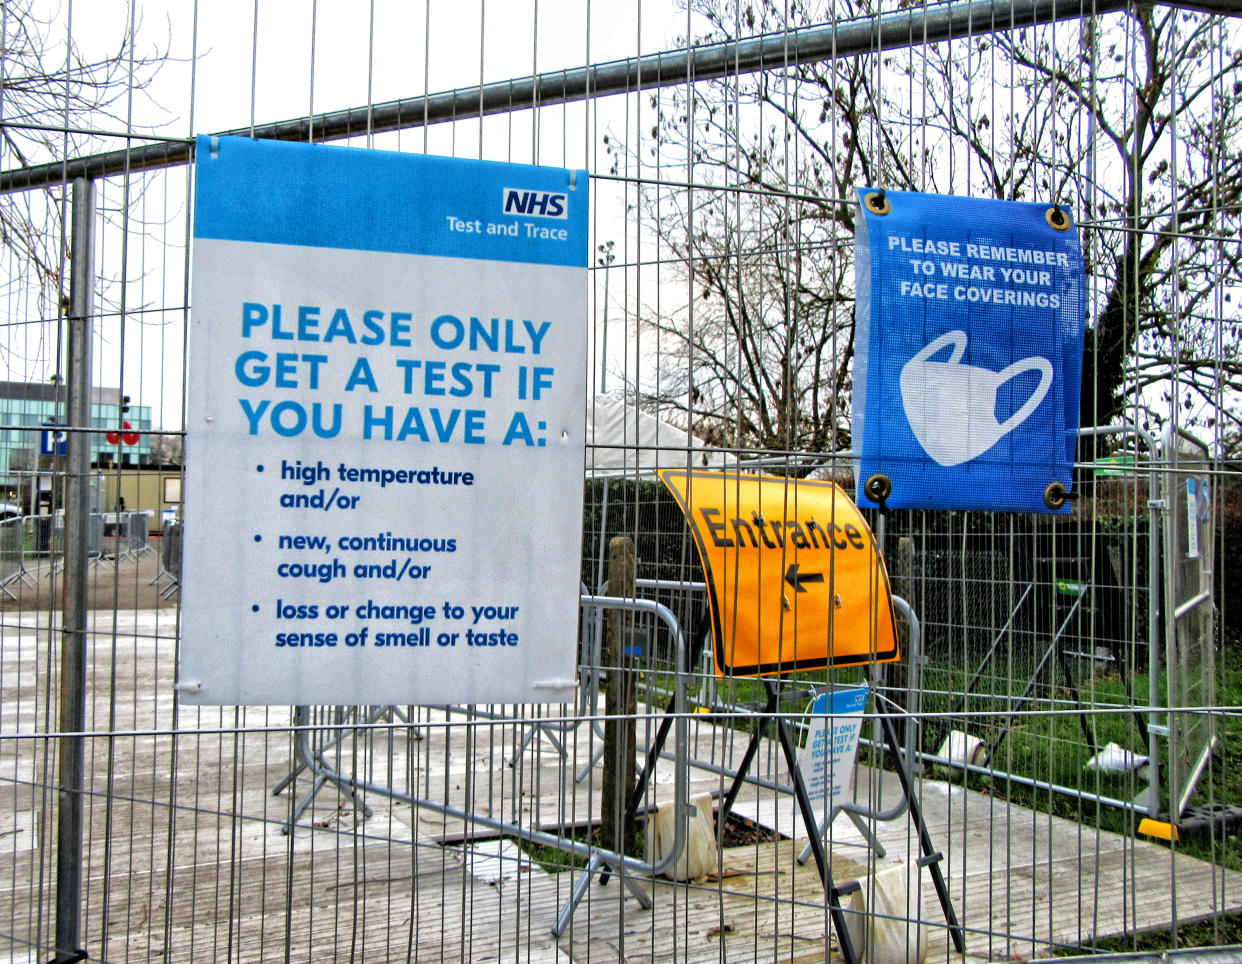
top-left (659, 470), bottom-right (898, 676)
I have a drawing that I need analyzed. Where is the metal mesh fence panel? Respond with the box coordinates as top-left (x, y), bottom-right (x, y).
top-left (0, 1), bottom-right (1239, 962)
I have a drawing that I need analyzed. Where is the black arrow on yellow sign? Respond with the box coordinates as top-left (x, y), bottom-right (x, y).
top-left (784, 564), bottom-right (824, 593)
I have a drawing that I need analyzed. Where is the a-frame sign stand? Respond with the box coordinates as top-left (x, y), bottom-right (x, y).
top-left (650, 469), bottom-right (966, 962)
top-left (714, 675), bottom-right (966, 963)
top-left (593, 649), bottom-right (965, 964)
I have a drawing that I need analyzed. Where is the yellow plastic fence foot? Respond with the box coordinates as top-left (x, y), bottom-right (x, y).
top-left (1138, 818), bottom-right (1179, 842)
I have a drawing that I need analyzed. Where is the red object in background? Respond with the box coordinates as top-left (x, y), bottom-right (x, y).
top-left (107, 421), bottom-right (140, 446)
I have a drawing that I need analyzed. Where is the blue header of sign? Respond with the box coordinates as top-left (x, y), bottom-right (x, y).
top-left (810, 685), bottom-right (869, 716)
top-left (852, 188), bottom-right (1086, 515)
top-left (193, 136), bottom-right (589, 268)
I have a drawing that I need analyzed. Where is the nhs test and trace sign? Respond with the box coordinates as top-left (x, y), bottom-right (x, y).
top-left (182, 136), bottom-right (588, 705)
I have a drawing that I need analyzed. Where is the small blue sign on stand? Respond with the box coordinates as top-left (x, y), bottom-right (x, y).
top-left (792, 685), bottom-right (870, 836)
top-left (852, 189), bottom-right (1086, 514)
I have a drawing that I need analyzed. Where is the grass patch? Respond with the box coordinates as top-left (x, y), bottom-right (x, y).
top-left (647, 630), bottom-right (1242, 875)
top-left (918, 638), bottom-right (1242, 873)
top-left (1062, 911), bottom-right (1242, 955)
top-left (632, 624), bottom-right (1242, 882)
top-left (507, 823), bottom-right (647, 874)
top-left (508, 812), bottom-right (784, 874)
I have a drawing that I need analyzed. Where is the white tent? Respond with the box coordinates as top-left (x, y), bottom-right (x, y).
top-left (584, 395), bottom-right (732, 475)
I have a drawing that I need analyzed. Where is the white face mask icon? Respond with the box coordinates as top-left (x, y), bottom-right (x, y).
top-left (900, 330), bottom-right (1053, 467)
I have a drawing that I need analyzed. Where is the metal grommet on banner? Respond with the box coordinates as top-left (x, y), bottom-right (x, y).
top-left (864, 191), bottom-right (891, 216)
top-left (865, 473), bottom-right (893, 513)
top-left (1044, 481), bottom-right (1081, 511)
top-left (1046, 205), bottom-right (1070, 231)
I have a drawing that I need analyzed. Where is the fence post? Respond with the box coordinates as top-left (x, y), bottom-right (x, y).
top-left (890, 535), bottom-right (915, 748)
top-left (55, 176), bottom-right (94, 962)
top-left (601, 536), bottom-right (638, 859)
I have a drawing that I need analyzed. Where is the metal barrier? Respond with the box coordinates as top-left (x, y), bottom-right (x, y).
top-left (45, 513), bottom-right (104, 577)
top-left (265, 565), bottom-right (947, 954)
top-left (272, 591), bottom-right (690, 936)
top-left (796, 595), bottom-right (924, 863)
top-left (0, 1), bottom-right (1236, 959)
top-left (0, 517), bottom-right (29, 599)
top-left (151, 522), bottom-right (182, 596)
top-left (273, 704), bottom-right (408, 831)
top-left (120, 511), bottom-right (154, 561)
top-left (911, 424), bottom-right (1171, 818)
top-left (1163, 428), bottom-right (1217, 817)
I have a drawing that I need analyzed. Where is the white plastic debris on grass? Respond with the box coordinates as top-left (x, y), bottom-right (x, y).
top-left (934, 730), bottom-right (986, 776)
top-left (1084, 741), bottom-right (1149, 774)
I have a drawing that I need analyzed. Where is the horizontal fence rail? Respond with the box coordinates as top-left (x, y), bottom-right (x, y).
top-left (2, 0), bottom-right (1237, 194)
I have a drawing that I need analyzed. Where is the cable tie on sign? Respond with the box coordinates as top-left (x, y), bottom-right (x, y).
top-left (863, 189), bottom-right (891, 216)
top-left (532, 679), bottom-right (577, 690)
top-left (1043, 481), bottom-right (1078, 511)
top-left (1046, 203), bottom-right (1070, 231)
top-left (864, 473), bottom-right (892, 515)
top-left (568, 170), bottom-right (577, 190)
top-left (210, 136), bottom-right (219, 159)
top-left (174, 681), bottom-right (202, 694)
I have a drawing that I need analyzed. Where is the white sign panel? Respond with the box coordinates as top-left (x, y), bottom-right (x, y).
top-left (791, 686), bottom-right (869, 837)
top-left (182, 136), bottom-right (588, 705)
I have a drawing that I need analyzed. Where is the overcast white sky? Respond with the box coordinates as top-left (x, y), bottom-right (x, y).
top-left (5, 0), bottom-right (706, 429)
top-left (50, 0), bottom-right (703, 216)
top-left (63, 0), bottom-right (693, 155)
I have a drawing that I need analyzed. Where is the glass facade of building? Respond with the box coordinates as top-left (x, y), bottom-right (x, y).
top-left (0, 381), bottom-right (153, 498)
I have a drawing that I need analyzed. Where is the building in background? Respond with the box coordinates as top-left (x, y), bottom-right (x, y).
top-left (98, 466), bottom-right (182, 533)
top-left (0, 380), bottom-right (153, 503)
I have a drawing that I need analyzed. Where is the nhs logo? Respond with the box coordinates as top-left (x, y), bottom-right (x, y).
top-left (502, 188), bottom-right (568, 219)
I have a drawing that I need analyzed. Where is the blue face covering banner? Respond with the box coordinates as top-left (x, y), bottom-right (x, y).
top-left (852, 189), bottom-right (1086, 514)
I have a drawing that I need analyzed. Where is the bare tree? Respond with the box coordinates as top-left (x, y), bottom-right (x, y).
top-left (617, 0), bottom-right (913, 453)
top-left (958, 7), bottom-right (1242, 437)
top-left (622, 0), bottom-right (1241, 449)
top-left (1, 0), bottom-right (168, 310)
top-left (639, 184), bottom-right (861, 452)
top-left (146, 431), bottom-right (183, 466)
